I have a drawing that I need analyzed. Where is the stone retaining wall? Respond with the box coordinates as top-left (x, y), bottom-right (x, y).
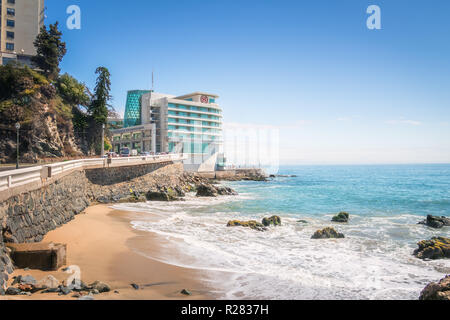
top-left (0, 162), bottom-right (184, 293)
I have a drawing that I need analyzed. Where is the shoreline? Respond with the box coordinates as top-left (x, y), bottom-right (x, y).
top-left (1, 204), bottom-right (215, 300)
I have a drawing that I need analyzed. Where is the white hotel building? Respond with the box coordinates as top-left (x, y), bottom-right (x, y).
top-left (110, 91), bottom-right (225, 172)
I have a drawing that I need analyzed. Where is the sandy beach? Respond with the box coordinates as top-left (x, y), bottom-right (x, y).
top-left (2, 204), bottom-right (214, 300)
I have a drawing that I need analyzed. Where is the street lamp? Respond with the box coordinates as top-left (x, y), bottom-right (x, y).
top-left (15, 122), bottom-right (20, 169)
top-left (101, 123), bottom-right (105, 157)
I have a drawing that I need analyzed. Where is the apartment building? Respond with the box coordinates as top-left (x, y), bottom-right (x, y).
top-left (0, 0), bottom-right (45, 66)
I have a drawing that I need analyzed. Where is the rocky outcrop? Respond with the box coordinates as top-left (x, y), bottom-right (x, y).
top-left (214, 169), bottom-right (268, 182)
top-left (332, 212), bottom-right (349, 223)
top-left (146, 187), bottom-right (184, 202)
top-left (262, 216), bottom-right (281, 227)
top-left (227, 220), bottom-right (267, 232)
top-left (419, 275), bottom-right (450, 300)
top-left (418, 215), bottom-right (450, 229)
top-left (413, 237), bottom-right (450, 260)
top-left (311, 227), bottom-right (345, 239)
top-left (196, 184), bottom-right (237, 197)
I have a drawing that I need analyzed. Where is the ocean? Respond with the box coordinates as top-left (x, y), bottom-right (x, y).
top-left (114, 164), bottom-right (450, 300)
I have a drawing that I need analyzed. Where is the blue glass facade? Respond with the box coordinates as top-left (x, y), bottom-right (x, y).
top-left (123, 90), bottom-right (150, 128)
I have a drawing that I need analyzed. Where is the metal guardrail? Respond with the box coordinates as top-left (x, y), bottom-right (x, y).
top-left (0, 154), bottom-right (186, 193)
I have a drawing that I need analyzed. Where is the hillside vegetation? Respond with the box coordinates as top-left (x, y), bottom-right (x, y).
top-left (0, 22), bottom-right (112, 163)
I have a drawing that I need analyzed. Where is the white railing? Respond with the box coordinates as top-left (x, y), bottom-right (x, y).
top-left (0, 154), bottom-right (187, 193)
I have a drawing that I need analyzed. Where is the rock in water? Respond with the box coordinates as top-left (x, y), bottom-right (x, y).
top-left (89, 281), bottom-right (110, 293)
top-left (413, 237), bottom-right (450, 260)
top-left (311, 227), bottom-right (345, 239)
top-left (418, 215), bottom-right (450, 229)
top-left (196, 184), bottom-right (219, 197)
top-left (332, 212), bottom-right (350, 223)
top-left (227, 220), bottom-right (267, 232)
top-left (419, 275), bottom-right (450, 300)
top-left (216, 186), bottom-right (238, 196)
top-left (262, 216), bottom-right (281, 227)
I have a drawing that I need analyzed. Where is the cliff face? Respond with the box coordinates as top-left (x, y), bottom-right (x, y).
top-left (0, 65), bottom-right (82, 163)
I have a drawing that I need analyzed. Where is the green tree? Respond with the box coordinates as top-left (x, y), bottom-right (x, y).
top-left (32, 22), bottom-right (67, 80)
top-left (89, 67), bottom-right (111, 125)
top-left (88, 67), bottom-right (112, 155)
top-left (56, 73), bottom-right (90, 106)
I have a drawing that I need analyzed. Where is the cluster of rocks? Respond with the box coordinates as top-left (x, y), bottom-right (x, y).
top-left (269, 174), bottom-right (298, 178)
top-left (413, 237), bottom-right (450, 260)
top-left (332, 212), bottom-right (349, 223)
top-left (227, 215), bottom-right (282, 232)
top-left (95, 173), bottom-right (239, 204)
top-left (419, 275), bottom-right (450, 300)
top-left (1, 274), bottom-right (110, 299)
top-left (195, 184), bottom-right (238, 197)
top-left (418, 215), bottom-right (450, 229)
top-left (311, 227), bottom-right (345, 239)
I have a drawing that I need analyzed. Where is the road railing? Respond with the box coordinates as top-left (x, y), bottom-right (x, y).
top-left (0, 154), bottom-right (187, 192)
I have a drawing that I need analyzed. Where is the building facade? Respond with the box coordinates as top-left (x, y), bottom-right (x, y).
top-left (111, 91), bottom-right (224, 171)
top-left (0, 0), bottom-right (45, 66)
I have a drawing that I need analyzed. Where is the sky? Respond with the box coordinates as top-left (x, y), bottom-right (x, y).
top-left (45, 0), bottom-right (450, 165)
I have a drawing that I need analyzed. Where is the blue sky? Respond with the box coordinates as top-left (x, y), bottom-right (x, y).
top-left (46, 0), bottom-right (450, 164)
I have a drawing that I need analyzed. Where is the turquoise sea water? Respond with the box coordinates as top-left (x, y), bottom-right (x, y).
top-left (222, 164), bottom-right (450, 218)
top-left (115, 164), bottom-right (450, 300)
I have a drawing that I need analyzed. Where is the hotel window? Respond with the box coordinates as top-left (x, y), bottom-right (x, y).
top-left (6, 43), bottom-right (14, 51)
top-left (7, 20), bottom-right (15, 27)
top-left (7, 0), bottom-right (16, 4)
top-left (7, 8), bottom-right (15, 16)
top-left (6, 32), bottom-right (14, 39)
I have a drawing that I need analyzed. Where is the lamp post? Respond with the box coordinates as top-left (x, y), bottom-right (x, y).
top-left (101, 123), bottom-right (105, 157)
top-left (15, 122), bottom-right (20, 169)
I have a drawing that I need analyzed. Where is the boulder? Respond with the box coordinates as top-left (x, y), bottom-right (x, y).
top-left (297, 220), bottom-right (308, 224)
top-left (20, 275), bottom-right (37, 285)
top-left (227, 220), bottom-right (267, 232)
top-left (262, 216), bottom-right (281, 227)
top-left (332, 212), bottom-right (349, 223)
top-left (89, 280), bottom-right (110, 293)
top-left (311, 227), bottom-right (345, 239)
top-left (196, 184), bottom-right (218, 197)
top-left (419, 275), bottom-right (450, 300)
top-left (146, 191), bottom-right (170, 201)
top-left (216, 186), bottom-right (238, 196)
top-left (37, 275), bottom-right (59, 289)
top-left (181, 289), bottom-right (192, 296)
top-left (117, 193), bottom-right (147, 203)
top-left (418, 215), bottom-right (450, 229)
top-left (6, 287), bottom-right (21, 295)
top-left (413, 237), bottom-right (450, 260)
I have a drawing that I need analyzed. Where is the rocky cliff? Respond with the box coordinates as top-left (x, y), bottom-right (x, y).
top-left (0, 64), bottom-right (83, 163)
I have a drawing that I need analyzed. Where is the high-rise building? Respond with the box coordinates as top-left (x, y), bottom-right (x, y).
top-left (0, 0), bottom-right (45, 66)
top-left (112, 91), bottom-right (224, 172)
